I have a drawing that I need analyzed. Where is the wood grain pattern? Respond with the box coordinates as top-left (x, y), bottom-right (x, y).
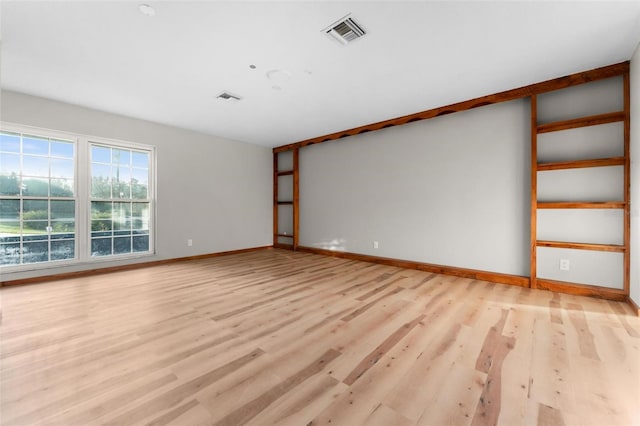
top-left (273, 62), bottom-right (629, 153)
top-left (623, 72), bottom-right (631, 296)
top-left (536, 111), bottom-right (625, 134)
top-left (536, 201), bottom-right (625, 209)
top-left (1, 249), bottom-right (638, 425)
top-left (535, 240), bottom-right (625, 253)
top-left (536, 156), bottom-right (624, 171)
top-left (530, 94), bottom-right (538, 291)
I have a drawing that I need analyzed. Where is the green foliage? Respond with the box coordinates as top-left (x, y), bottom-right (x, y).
top-left (0, 174), bottom-right (20, 196)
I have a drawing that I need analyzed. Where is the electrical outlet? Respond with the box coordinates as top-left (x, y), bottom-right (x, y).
top-left (559, 259), bottom-right (570, 271)
top-left (187, 239), bottom-right (193, 247)
top-left (373, 241), bottom-right (379, 249)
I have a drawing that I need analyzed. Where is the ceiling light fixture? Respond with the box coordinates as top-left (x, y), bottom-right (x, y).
top-left (138, 4), bottom-right (155, 17)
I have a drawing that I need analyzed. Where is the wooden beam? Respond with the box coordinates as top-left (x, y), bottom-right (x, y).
top-left (293, 148), bottom-right (300, 250)
top-left (530, 94), bottom-right (538, 290)
top-left (273, 62), bottom-right (629, 153)
top-left (623, 71), bottom-right (631, 296)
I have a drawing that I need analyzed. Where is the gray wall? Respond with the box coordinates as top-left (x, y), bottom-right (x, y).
top-left (300, 100), bottom-right (531, 276)
top-left (631, 42), bottom-right (640, 305)
top-left (1, 90), bottom-right (272, 281)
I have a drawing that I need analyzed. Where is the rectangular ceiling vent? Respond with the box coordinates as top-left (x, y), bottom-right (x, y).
top-left (217, 91), bottom-right (242, 101)
top-left (323, 15), bottom-right (366, 45)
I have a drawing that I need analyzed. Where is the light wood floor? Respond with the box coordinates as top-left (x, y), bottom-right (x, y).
top-left (1, 249), bottom-right (639, 426)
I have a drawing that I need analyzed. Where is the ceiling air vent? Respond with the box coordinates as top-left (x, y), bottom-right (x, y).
top-left (216, 91), bottom-right (242, 101)
top-left (323, 15), bottom-right (366, 45)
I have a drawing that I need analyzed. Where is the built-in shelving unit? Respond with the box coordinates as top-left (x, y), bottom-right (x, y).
top-left (273, 148), bottom-right (299, 250)
top-left (530, 71), bottom-right (630, 300)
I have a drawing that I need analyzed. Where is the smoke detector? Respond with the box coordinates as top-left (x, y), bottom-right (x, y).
top-left (323, 14), bottom-right (366, 45)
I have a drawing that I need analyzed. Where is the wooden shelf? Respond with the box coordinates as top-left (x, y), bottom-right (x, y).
top-left (537, 157), bottom-right (624, 171)
top-left (536, 240), bottom-right (625, 253)
top-left (537, 201), bottom-right (625, 209)
top-left (536, 111), bottom-right (624, 134)
top-left (277, 170), bottom-right (294, 176)
top-left (276, 233), bottom-right (294, 238)
top-left (277, 201), bottom-right (293, 205)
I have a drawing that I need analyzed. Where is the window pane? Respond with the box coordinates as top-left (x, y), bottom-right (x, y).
top-left (51, 141), bottom-right (74, 158)
top-left (92, 201), bottom-right (112, 219)
top-left (114, 149), bottom-right (131, 165)
top-left (131, 168), bottom-right (148, 199)
top-left (113, 202), bottom-right (131, 231)
top-left (0, 174), bottom-right (20, 196)
top-left (51, 158), bottom-right (74, 178)
top-left (91, 238), bottom-right (112, 256)
top-left (91, 163), bottom-right (111, 198)
top-left (50, 179), bottom-right (74, 197)
top-left (0, 199), bottom-right (20, 220)
top-left (22, 241), bottom-right (48, 264)
top-left (0, 243), bottom-right (21, 264)
top-left (22, 155), bottom-right (49, 177)
top-left (0, 133), bottom-right (20, 153)
top-left (23, 200), bottom-right (48, 216)
top-left (51, 200), bottom-right (74, 219)
top-left (132, 203), bottom-right (149, 229)
top-left (1, 153), bottom-right (20, 175)
top-left (51, 220), bottom-right (75, 236)
top-left (132, 151), bottom-right (148, 168)
top-left (114, 236), bottom-right (131, 254)
top-left (0, 220), bottom-right (20, 239)
top-left (23, 221), bottom-right (48, 234)
top-left (51, 239), bottom-right (74, 260)
top-left (133, 235), bottom-right (149, 252)
top-left (91, 146), bottom-right (111, 163)
top-left (112, 165), bottom-right (131, 198)
top-left (22, 178), bottom-right (49, 197)
top-left (23, 136), bottom-right (49, 155)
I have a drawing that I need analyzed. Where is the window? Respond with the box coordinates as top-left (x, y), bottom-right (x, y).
top-left (90, 144), bottom-right (151, 256)
top-left (0, 131), bottom-right (76, 265)
top-left (0, 124), bottom-right (154, 270)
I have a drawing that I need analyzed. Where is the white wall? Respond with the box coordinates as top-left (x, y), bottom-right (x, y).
top-left (630, 42), bottom-right (640, 306)
top-left (1, 90), bottom-right (272, 281)
top-left (300, 100), bottom-right (531, 276)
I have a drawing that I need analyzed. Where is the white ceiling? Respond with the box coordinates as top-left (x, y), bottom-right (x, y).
top-left (2, 1), bottom-right (640, 148)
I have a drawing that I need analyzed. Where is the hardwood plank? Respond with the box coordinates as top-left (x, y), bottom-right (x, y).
top-left (1, 249), bottom-right (638, 425)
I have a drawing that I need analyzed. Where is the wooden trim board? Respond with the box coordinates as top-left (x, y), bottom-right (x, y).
top-left (0, 245), bottom-right (273, 287)
top-left (296, 246), bottom-right (529, 288)
top-left (535, 278), bottom-right (627, 301)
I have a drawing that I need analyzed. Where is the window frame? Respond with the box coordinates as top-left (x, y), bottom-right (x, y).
top-left (0, 122), bottom-right (156, 272)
